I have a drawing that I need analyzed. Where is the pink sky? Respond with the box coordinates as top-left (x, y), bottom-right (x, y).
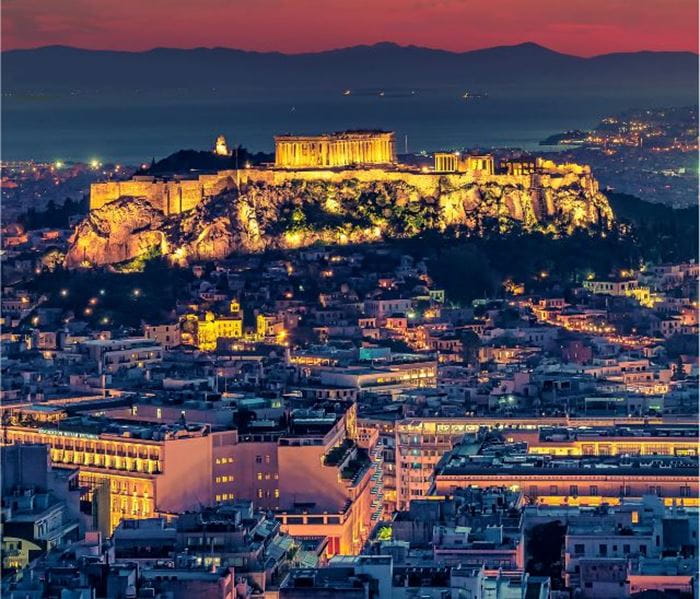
top-left (3, 0), bottom-right (698, 56)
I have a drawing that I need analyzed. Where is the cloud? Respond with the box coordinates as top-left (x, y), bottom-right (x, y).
top-left (3, 0), bottom-right (107, 47)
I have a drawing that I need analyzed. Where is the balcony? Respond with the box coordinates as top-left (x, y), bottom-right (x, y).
top-left (340, 449), bottom-right (371, 485)
top-left (324, 439), bottom-right (355, 467)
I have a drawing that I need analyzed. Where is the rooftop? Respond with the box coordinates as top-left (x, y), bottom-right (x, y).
top-left (438, 453), bottom-right (699, 476)
top-left (13, 415), bottom-right (210, 441)
top-left (538, 424), bottom-right (699, 442)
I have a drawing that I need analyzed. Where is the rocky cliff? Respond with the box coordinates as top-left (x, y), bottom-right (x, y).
top-left (66, 175), bottom-right (614, 267)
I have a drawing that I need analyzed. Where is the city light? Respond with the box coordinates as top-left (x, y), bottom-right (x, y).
top-left (3, 25), bottom-right (698, 595)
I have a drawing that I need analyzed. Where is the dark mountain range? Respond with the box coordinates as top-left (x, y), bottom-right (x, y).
top-left (3, 42), bottom-right (697, 95)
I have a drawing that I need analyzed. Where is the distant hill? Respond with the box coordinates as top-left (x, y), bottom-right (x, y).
top-left (2, 42), bottom-right (697, 96)
top-left (607, 191), bottom-right (698, 263)
top-left (607, 191), bottom-right (698, 224)
top-left (141, 148), bottom-right (273, 175)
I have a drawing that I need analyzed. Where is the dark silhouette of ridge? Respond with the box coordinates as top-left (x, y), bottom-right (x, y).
top-left (2, 42), bottom-right (696, 94)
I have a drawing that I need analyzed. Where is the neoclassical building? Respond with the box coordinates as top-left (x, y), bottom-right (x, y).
top-left (274, 130), bottom-right (396, 169)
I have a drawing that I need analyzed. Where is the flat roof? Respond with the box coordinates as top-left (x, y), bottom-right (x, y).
top-left (439, 455), bottom-right (698, 476)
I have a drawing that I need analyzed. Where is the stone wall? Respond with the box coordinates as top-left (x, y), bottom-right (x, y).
top-left (89, 163), bottom-right (602, 221)
top-left (90, 175), bottom-right (236, 214)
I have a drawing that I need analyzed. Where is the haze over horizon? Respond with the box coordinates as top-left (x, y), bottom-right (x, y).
top-left (3, 0), bottom-right (698, 57)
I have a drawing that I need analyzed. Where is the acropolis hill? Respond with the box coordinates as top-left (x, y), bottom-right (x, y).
top-left (67, 131), bottom-right (614, 267)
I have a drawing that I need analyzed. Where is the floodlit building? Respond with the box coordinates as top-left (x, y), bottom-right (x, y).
top-left (2, 414), bottom-right (217, 534)
top-left (274, 130), bottom-right (396, 169)
top-left (431, 448), bottom-right (699, 507)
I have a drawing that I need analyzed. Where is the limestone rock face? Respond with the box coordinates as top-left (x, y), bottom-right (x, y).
top-left (66, 174), bottom-right (614, 267)
top-left (66, 197), bottom-right (167, 267)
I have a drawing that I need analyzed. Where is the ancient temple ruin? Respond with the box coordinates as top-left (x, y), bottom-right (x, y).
top-left (274, 130), bottom-right (396, 168)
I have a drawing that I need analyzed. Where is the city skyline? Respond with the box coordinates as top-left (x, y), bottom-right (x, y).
top-left (3, 0), bottom-right (698, 56)
top-left (1, 0), bottom-right (698, 595)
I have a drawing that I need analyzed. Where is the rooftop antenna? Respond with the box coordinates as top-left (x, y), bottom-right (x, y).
top-left (404, 135), bottom-right (408, 154)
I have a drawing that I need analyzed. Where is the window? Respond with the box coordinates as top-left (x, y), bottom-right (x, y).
top-left (623, 544), bottom-right (630, 554)
top-left (255, 455), bottom-right (262, 464)
top-left (570, 485), bottom-right (579, 496)
top-left (549, 485), bottom-right (558, 495)
top-left (590, 485), bottom-right (599, 496)
top-left (574, 544), bottom-right (585, 556)
top-left (599, 544), bottom-right (608, 557)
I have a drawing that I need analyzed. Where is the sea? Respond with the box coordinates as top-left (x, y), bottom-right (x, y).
top-left (1, 88), bottom-right (693, 164)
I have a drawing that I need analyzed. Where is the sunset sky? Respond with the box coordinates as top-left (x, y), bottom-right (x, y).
top-left (3, 0), bottom-right (698, 56)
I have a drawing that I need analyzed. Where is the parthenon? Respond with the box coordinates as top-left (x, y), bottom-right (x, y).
top-left (274, 130), bottom-right (396, 169)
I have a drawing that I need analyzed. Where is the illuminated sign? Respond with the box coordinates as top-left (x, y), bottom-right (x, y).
top-left (38, 428), bottom-right (99, 440)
